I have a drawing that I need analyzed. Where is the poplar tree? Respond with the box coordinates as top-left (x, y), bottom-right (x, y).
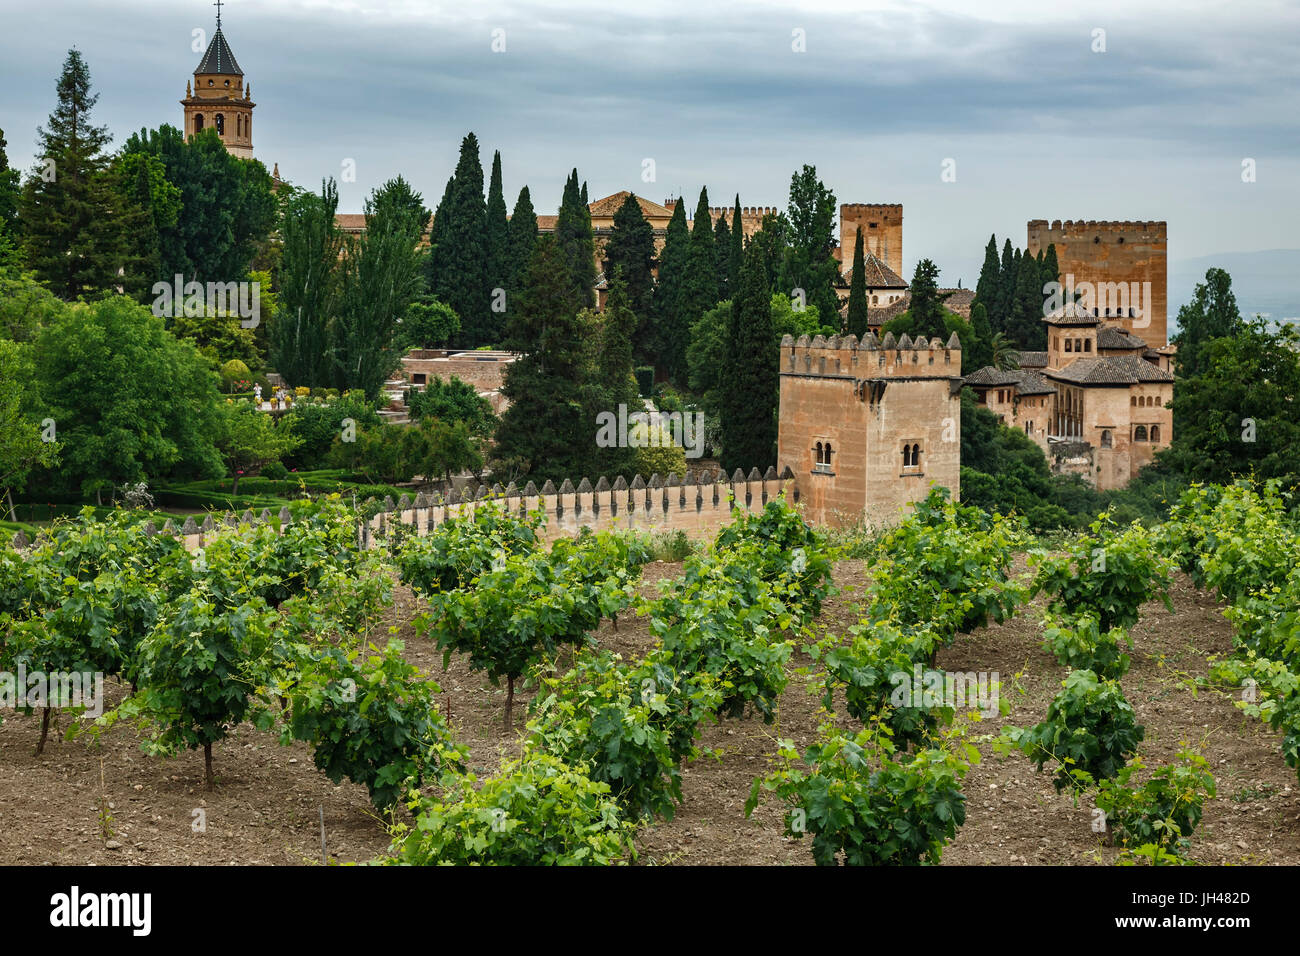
top-left (272, 179), bottom-right (342, 388)
top-left (845, 225), bottom-right (868, 337)
top-left (720, 243), bottom-right (777, 474)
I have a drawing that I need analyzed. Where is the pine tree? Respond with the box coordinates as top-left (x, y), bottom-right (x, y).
top-left (556, 169), bottom-right (596, 313)
top-left (0, 128), bottom-right (20, 239)
top-left (492, 236), bottom-right (587, 482)
top-left (713, 210), bottom-right (731, 301)
top-left (19, 49), bottom-right (122, 300)
top-left (728, 195), bottom-right (744, 293)
top-left (1171, 267), bottom-right (1242, 382)
top-left (720, 242), bottom-right (777, 474)
top-left (653, 199), bottom-right (690, 377)
top-left (434, 134), bottom-right (488, 347)
top-left (506, 185), bottom-right (537, 304)
top-left (845, 225), bottom-right (868, 337)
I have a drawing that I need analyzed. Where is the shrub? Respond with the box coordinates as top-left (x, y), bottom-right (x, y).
top-left (746, 722), bottom-right (973, 866)
top-left (1091, 749), bottom-right (1216, 852)
top-left (385, 752), bottom-right (634, 865)
top-left (1008, 669), bottom-right (1145, 791)
top-left (260, 460), bottom-right (288, 480)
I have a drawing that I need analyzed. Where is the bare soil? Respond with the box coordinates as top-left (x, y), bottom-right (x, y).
top-left (1, 559), bottom-right (1296, 866)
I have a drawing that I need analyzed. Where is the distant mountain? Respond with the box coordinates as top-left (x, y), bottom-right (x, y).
top-left (1170, 249), bottom-right (1300, 332)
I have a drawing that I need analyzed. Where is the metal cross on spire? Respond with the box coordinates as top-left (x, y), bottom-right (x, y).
top-left (214, 0), bottom-right (224, 29)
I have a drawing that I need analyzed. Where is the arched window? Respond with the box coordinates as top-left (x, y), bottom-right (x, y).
top-left (1101, 430), bottom-right (1112, 448)
top-left (1134, 425), bottom-right (1148, 442)
top-left (1150, 425), bottom-right (1161, 443)
top-left (912, 443), bottom-right (921, 467)
top-left (814, 441), bottom-right (823, 461)
top-left (825, 441), bottom-right (833, 463)
top-left (194, 113), bottom-right (204, 132)
top-left (1065, 339), bottom-right (1073, 352)
top-left (237, 114), bottom-right (242, 136)
top-left (872, 295), bottom-right (878, 304)
top-left (215, 114), bottom-right (225, 135)
top-left (1131, 395), bottom-right (1136, 406)
top-left (1084, 339), bottom-right (1092, 352)
top-left (902, 444), bottom-right (913, 468)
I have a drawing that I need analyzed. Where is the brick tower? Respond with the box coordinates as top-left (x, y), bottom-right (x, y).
top-left (181, 3), bottom-right (254, 159)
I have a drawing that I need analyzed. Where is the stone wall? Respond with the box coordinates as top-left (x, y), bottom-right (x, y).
top-left (401, 350), bottom-right (518, 392)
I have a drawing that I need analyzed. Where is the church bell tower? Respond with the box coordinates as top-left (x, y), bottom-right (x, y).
top-left (181, 2), bottom-right (254, 159)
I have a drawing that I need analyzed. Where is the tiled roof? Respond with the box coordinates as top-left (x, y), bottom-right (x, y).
top-left (860, 253), bottom-right (907, 288)
top-left (587, 191), bottom-right (675, 220)
top-left (1097, 326), bottom-right (1148, 350)
top-left (1049, 356), bottom-right (1174, 385)
top-left (1018, 351), bottom-right (1048, 368)
top-left (536, 215), bottom-right (558, 231)
top-left (965, 366), bottom-right (1056, 396)
top-left (1043, 305), bottom-right (1100, 326)
top-left (846, 288), bottom-right (973, 323)
top-left (195, 28), bottom-right (243, 76)
top-left (941, 288), bottom-right (974, 318)
top-left (335, 214), bottom-right (367, 232)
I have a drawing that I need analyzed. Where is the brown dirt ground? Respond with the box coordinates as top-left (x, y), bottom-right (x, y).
top-left (1, 558), bottom-right (1296, 866)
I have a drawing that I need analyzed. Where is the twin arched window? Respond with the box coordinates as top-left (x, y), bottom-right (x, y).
top-left (902, 443), bottom-right (922, 469)
top-left (813, 441), bottom-right (834, 473)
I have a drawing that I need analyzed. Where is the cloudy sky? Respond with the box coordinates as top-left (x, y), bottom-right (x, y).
top-left (4, 0), bottom-right (1297, 304)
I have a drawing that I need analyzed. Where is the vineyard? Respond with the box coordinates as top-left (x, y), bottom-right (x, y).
top-left (1, 484), bottom-right (1298, 865)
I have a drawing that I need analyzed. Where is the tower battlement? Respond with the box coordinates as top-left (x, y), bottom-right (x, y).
top-left (780, 332), bottom-right (962, 381)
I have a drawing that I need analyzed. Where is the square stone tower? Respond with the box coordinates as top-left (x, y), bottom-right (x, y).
top-left (839, 204), bottom-right (903, 278)
top-left (778, 331), bottom-right (963, 527)
top-left (1027, 220), bottom-right (1167, 350)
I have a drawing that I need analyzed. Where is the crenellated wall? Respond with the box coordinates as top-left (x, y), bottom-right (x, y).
top-left (21, 470), bottom-right (801, 554)
top-left (778, 331), bottom-right (963, 528)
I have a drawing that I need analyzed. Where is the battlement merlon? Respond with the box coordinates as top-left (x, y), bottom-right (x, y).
top-left (1028, 219), bottom-right (1167, 240)
top-left (779, 332), bottom-right (961, 379)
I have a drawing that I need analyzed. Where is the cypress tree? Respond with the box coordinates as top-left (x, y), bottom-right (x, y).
top-left (436, 134), bottom-right (488, 347)
top-left (973, 234), bottom-right (1000, 311)
top-left (425, 175), bottom-right (454, 293)
top-left (586, 271), bottom-right (640, 478)
top-left (728, 194), bottom-right (744, 293)
top-left (484, 150), bottom-right (509, 300)
top-left (991, 238), bottom-right (1016, 334)
top-left (1006, 251), bottom-right (1047, 350)
top-left (492, 236), bottom-right (587, 481)
top-left (556, 169), bottom-right (596, 312)
top-left (653, 199), bottom-right (690, 377)
top-left (678, 187), bottom-right (717, 328)
top-left (720, 242), bottom-right (777, 474)
top-left (845, 225), bottom-right (868, 337)
top-left (19, 49), bottom-right (122, 300)
top-left (604, 193), bottom-right (655, 356)
top-left (1040, 243), bottom-right (1060, 300)
top-left (713, 210), bottom-right (731, 301)
top-left (907, 259), bottom-right (951, 342)
top-left (505, 185), bottom-right (537, 302)
top-left (968, 301), bottom-right (994, 370)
